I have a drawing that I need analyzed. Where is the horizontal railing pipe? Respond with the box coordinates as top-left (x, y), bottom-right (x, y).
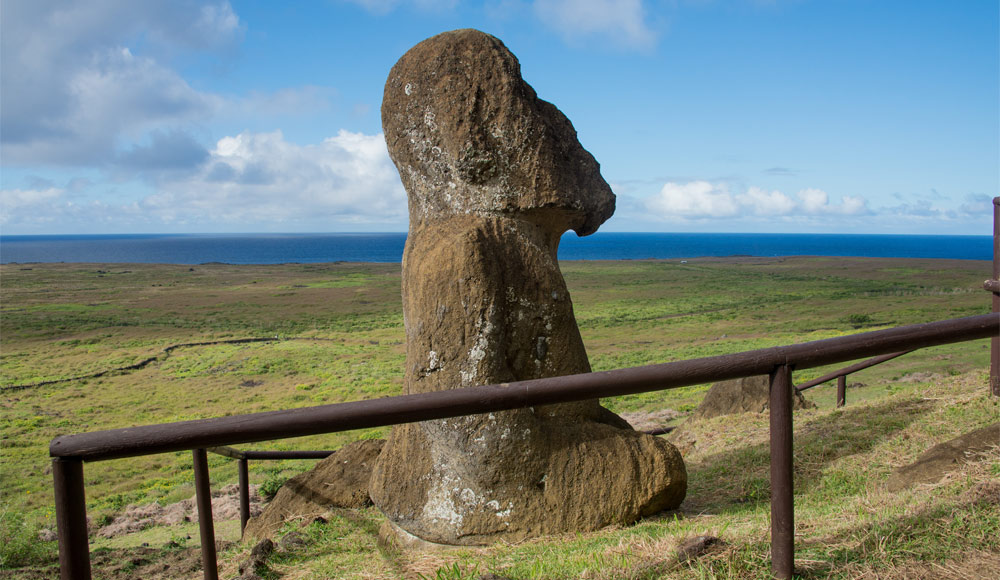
top-left (795, 350), bottom-right (912, 392)
top-left (242, 450), bottom-right (334, 460)
top-left (50, 313), bottom-right (997, 463)
top-left (207, 447), bottom-right (332, 460)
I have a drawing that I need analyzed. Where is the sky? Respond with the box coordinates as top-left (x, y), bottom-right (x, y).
top-left (1, 0), bottom-right (997, 236)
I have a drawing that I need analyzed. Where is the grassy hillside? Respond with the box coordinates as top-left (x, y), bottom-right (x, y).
top-left (0, 257), bottom-right (995, 577)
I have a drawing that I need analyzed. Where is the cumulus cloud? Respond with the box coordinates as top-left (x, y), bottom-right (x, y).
top-left (647, 181), bottom-right (740, 217)
top-left (645, 181), bottom-right (871, 219)
top-left (2, 130), bottom-right (408, 231)
top-left (738, 186), bottom-right (797, 215)
top-left (0, 188), bottom-right (65, 223)
top-left (533, 0), bottom-right (658, 50)
top-left (0, 1), bottom-right (239, 166)
top-left (139, 130), bottom-right (406, 226)
top-left (795, 188), bottom-right (868, 215)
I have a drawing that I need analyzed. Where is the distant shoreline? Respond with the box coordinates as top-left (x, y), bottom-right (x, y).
top-left (0, 232), bottom-right (992, 264)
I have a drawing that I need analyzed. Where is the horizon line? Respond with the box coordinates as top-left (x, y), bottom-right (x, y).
top-left (0, 231), bottom-right (993, 239)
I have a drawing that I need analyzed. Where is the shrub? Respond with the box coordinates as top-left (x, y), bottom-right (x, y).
top-left (844, 313), bottom-right (874, 328)
top-left (259, 473), bottom-right (288, 501)
top-left (0, 508), bottom-right (56, 568)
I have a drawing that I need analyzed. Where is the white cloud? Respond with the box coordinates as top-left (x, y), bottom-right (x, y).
top-left (737, 186), bottom-right (797, 215)
top-left (840, 195), bottom-right (868, 215)
top-left (647, 181), bottom-right (740, 217)
top-left (797, 188), bottom-right (868, 215)
top-left (1, 131), bottom-right (407, 231)
top-left (140, 130), bottom-right (406, 226)
top-left (0, 1), bottom-right (239, 166)
top-left (1, 1), bottom-right (338, 172)
top-left (645, 181), bottom-right (871, 219)
top-left (4, 46), bottom-right (219, 166)
top-left (797, 188), bottom-right (828, 213)
top-left (0, 188), bottom-right (65, 224)
top-left (533, 0), bottom-right (657, 50)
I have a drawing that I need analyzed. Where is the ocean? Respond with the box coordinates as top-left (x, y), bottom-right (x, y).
top-left (0, 232), bottom-right (992, 264)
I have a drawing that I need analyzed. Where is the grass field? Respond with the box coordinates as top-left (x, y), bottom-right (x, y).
top-left (0, 256), bottom-right (996, 577)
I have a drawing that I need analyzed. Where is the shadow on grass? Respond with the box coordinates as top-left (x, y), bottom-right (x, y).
top-left (681, 397), bottom-right (936, 513)
top-left (793, 478), bottom-right (1000, 578)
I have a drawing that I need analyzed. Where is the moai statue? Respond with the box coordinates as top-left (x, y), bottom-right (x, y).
top-left (370, 29), bottom-right (686, 545)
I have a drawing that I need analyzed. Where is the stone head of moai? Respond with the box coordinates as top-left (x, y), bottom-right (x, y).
top-left (381, 28), bottom-right (616, 239)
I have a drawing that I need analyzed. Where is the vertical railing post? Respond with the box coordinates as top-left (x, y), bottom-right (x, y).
top-left (990, 196), bottom-right (999, 397)
top-left (769, 364), bottom-right (795, 579)
top-left (238, 457), bottom-right (250, 534)
top-left (53, 457), bottom-right (91, 580)
top-left (836, 374), bottom-right (847, 408)
top-left (193, 449), bottom-right (219, 580)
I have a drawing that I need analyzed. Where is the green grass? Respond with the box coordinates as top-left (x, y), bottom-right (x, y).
top-left (0, 256), bottom-right (994, 577)
top-left (215, 371), bottom-right (998, 580)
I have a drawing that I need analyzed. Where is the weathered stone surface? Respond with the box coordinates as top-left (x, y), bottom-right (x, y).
top-left (887, 423), bottom-right (999, 492)
top-left (690, 375), bottom-right (815, 422)
top-left (370, 29), bottom-right (686, 546)
top-left (243, 439), bottom-right (384, 540)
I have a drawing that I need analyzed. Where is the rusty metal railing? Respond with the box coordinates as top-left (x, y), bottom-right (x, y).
top-left (989, 197), bottom-right (999, 395)
top-left (49, 313), bottom-right (999, 580)
top-left (795, 350), bottom-right (913, 407)
top-left (205, 447), bottom-right (335, 534)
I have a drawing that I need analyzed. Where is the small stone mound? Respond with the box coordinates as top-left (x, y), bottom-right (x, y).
top-left (675, 535), bottom-right (725, 564)
top-left (243, 439), bottom-right (384, 540)
top-left (887, 423), bottom-right (999, 492)
top-left (237, 538), bottom-right (274, 578)
top-left (690, 375), bottom-right (815, 422)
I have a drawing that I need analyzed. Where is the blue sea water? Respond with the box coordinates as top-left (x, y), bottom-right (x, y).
top-left (0, 232), bottom-right (992, 264)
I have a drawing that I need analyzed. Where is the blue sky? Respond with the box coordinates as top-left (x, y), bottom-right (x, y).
top-left (1, 0), bottom-right (997, 235)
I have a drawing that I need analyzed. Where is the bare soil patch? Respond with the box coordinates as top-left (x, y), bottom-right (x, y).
top-left (98, 484), bottom-right (263, 538)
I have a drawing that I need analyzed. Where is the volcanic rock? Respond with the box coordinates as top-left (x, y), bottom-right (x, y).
top-left (369, 29), bottom-right (686, 546)
top-left (690, 375), bottom-right (815, 422)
